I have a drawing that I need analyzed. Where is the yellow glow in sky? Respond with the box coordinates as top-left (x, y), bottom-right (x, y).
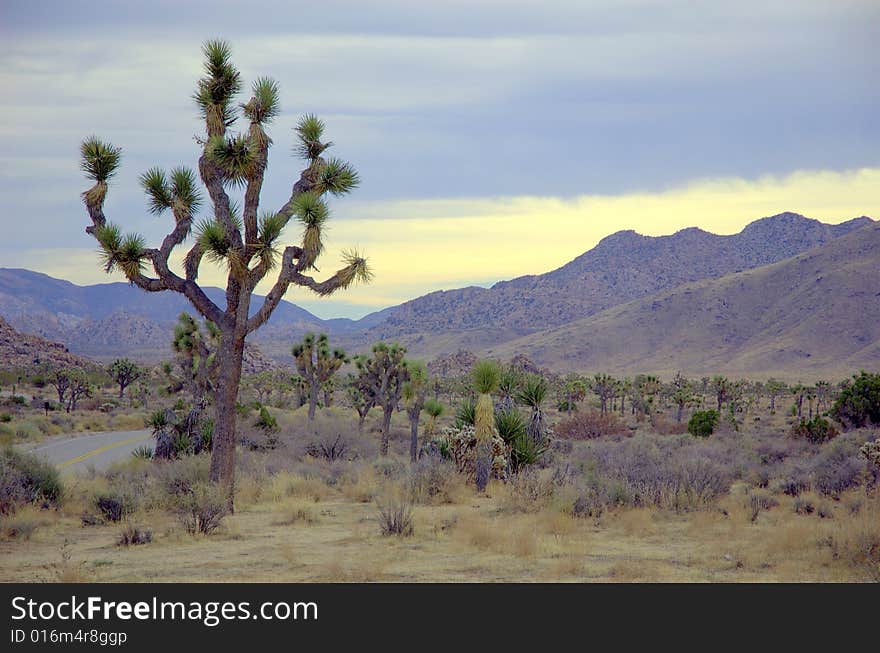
top-left (14, 167), bottom-right (880, 318)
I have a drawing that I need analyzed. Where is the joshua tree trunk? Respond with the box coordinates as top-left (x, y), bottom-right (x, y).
top-left (380, 405), bottom-right (394, 455)
top-left (308, 382), bottom-right (319, 421)
top-left (676, 403), bottom-right (684, 423)
top-left (209, 323), bottom-right (246, 510)
top-left (409, 415), bottom-right (419, 463)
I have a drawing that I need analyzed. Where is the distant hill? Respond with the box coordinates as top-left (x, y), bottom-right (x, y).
top-left (0, 269), bottom-right (355, 361)
top-left (363, 212), bottom-right (872, 340)
top-left (0, 211), bottom-right (874, 372)
top-left (486, 220), bottom-right (880, 379)
top-left (0, 316), bottom-right (95, 371)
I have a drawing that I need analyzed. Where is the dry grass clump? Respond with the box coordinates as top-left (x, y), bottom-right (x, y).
top-left (0, 504), bottom-right (56, 541)
top-left (273, 498), bottom-right (320, 526)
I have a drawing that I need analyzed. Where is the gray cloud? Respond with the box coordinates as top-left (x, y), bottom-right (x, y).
top-left (1, 0), bottom-right (878, 313)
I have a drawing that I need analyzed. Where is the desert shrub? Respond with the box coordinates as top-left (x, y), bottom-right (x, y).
top-left (373, 457), bottom-right (406, 480)
top-left (811, 443), bottom-right (866, 497)
top-left (154, 455), bottom-right (211, 501)
top-left (747, 491), bottom-right (778, 522)
top-left (376, 498), bottom-right (414, 536)
top-left (585, 436), bottom-right (730, 511)
top-left (556, 410), bottom-right (627, 440)
top-left (95, 491), bottom-right (136, 522)
top-left (0, 447), bottom-right (62, 514)
top-left (501, 469), bottom-right (556, 513)
top-left (790, 416), bottom-right (839, 443)
top-left (0, 413), bottom-right (11, 423)
top-left (305, 434), bottom-right (349, 461)
top-left (831, 371), bottom-right (880, 429)
top-left (778, 471), bottom-right (810, 497)
top-left (408, 456), bottom-right (458, 504)
top-left (177, 483), bottom-right (227, 535)
top-left (687, 410), bottom-right (719, 438)
top-left (793, 497), bottom-right (815, 515)
top-left (651, 414), bottom-right (689, 435)
top-left (117, 524), bottom-right (153, 546)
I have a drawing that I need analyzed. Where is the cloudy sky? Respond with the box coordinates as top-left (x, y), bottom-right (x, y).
top-left (2, 1), bottom-right (878, 318)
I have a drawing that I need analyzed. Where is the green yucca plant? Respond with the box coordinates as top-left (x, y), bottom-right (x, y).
top-left (454, 397), bottom-right (476, 428)
top-left (423, 398), bottom-right (444, 440)
top-left (472, 360), bottom-right (501, 445)
top-left (494, 409), bottom-right (526, 445)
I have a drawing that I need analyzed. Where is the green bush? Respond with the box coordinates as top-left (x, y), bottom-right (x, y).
top-left (687, 410), bottom-right (719, 438)
top-left (0, 413), bottom-right (11, 423)
top-left (831, 371), bottom-right (880, 429)
top-left (0, 447), bottom-right (62, 514)
top-left (790, 416), bottom-right (839, 443)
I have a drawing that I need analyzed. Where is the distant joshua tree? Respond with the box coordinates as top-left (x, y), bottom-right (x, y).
top-left (670, 372), bottom-right (694, 423)
top-left (79, 40), bottom-right (371, 508)
top-left (355, 343), bottom-right (409, 455)
top-left (592, 373), bottom-right (617, 415)
top-left (403, 360), bottom-right (429, 462)
top-left (764, 378), bottom-right (787, 413)
top-left (292, 333), bottom-right (347, 421)
top-left (710, 375), bottom-right (731, 412)
top-left (108, 358), bottom-right (143, 399)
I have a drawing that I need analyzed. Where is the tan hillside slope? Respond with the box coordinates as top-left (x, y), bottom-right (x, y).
top-left (0, 316), bottom-right (96, 371)
top-left (487, 221), bottom-right (880, 379)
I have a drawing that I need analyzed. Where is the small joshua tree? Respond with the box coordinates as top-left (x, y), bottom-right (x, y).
top-left (423, 398), bottom-right (444, 441)
top-left (403, 360), bottom-right (429, 463)
top-left (354, 343), bottom-right (409, 455)
top-left (518, 374), bottom-right (549, 446)
top-left (79, 40), bottom-right (371, 508)
top-left (108, 358), bottom-right (143, 399)
top-left (292, 333), bottom-right (347, 421)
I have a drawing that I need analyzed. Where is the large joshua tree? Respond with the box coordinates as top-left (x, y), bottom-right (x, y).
top-left (79, 40), bottom-right (371, 508)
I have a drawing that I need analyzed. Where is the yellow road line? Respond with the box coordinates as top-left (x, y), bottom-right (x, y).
top-left (57, 434), bottom-right (152, 469)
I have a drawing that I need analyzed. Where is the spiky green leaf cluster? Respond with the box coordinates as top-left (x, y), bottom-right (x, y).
top-left (254, 211), bottom-right (285, 269)
top-left (195, 218), bottom-right (232, 264)
top-left (294, 114), bottom-right (331, 160)
top-left (207, 133), bottom-right (255, 186)
top-left (140, 166), bottom-right (202, 219)
top-left (517, 375), bottom-right (548, 408)
top-left (328, 248), bottom-right (373, 292)
top-left (316, 157), bottom-right (360, 196)
top-left (94, 223), bottom-right (147, 278)
top-left (243, 77), bottom-right (280, 125)
top-left (170, 167), bottom-right (202, 215)
top-left (472, 359), bottom-right (502, 395)
top-left (80, 136), bottom-right (121, 182)
top-left (140, 167), bottom-right (172, 215)
top-left (194, 39), bottom-right (242, 129)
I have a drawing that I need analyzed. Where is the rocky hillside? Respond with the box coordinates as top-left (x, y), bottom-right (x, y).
top-left (365, 212), bottom-right (872, 340)
top-left (486, 220), bottom-right (880, 378)
top-left (0, 316), bottom-right (95, 370)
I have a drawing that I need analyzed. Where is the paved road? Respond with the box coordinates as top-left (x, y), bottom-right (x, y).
top-left (26, 430), bottom-right (153, 473)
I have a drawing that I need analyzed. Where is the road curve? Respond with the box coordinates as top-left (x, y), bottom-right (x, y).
top-left (25, 430), bottom-right (153, 473)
